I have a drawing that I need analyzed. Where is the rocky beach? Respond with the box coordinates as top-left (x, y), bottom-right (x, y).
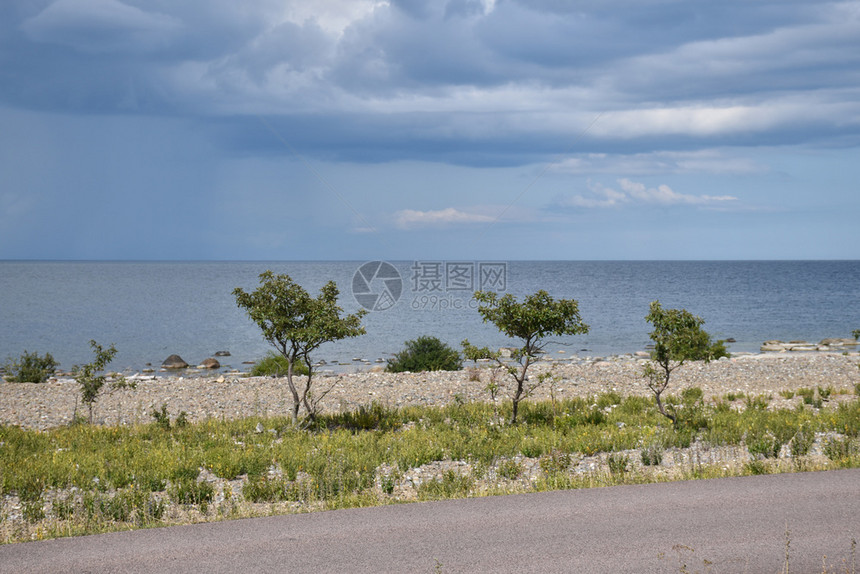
top-left (2, 346), bottom-right (859, 431)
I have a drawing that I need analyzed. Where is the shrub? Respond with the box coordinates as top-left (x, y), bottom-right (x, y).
top-left (170, 479), bottom-right (214, 509)
top-left (418, 471), bottom-right (474, 500)
top-left (641, 444), bottom-right (664, 466)
top-left (2, 350), bottom-right (58, 383)
top-left (823, 437), bottom-right (855, 461)
top-left (250, 352), bottom-right (309, 377)
top-left (607, 453), bottom-right (629, 475)
top-left (539, 450), bottom-right (571, 474)
top-left (746, 430), bottom-right (782, 459)
top-left (73, 340), bottom-right (134, 424)
top-left (152, 404), bottom-right (171, 430)
top-left (789, 429), bottom-right (814, 457)
top-left (386, 336), bottom-right (462, 373)
top-left (497, 459), bottom-right (523, 480)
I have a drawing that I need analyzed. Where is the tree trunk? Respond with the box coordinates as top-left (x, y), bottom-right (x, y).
top-left (286, 365), bottom-right (301, 426)
top-left (654, 390), bottom-right (676, 426)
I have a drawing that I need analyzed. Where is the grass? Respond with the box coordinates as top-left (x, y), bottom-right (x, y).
top-left (1, 391), bottom-right (859, 543)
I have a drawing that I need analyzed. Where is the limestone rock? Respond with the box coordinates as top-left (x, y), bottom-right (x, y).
top-left (820, 338), bottom-right (858, 347)
top-left (162, 354), bottom-right (189, 369)
top-left (199, 358), bottom-right (220, 369)
top-left (760, 341), bottom-right (786, 352)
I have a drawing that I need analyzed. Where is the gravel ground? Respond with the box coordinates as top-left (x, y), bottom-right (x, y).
top-left (2, 352), bottom-right (859, 430)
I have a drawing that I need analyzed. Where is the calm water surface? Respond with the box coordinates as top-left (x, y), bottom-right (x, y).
top-left (1, 260), bottom-right (858, 373)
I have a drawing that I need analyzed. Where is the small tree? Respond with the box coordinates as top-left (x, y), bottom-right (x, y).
top-left (386, 336), bottom-right (462, 373)
top-left (73, 340), bottom-right (134, 424)
top-left (643, 300), bottom-right (728, 426)
top-left (462, 290), bottom-right (589, 424)
top-left (233, 271), bottom-right (366, 424)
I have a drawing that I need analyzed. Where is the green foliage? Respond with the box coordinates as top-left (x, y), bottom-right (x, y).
top-left (170, 479), bottom-right (214, 509)
top-left (22, 498), bottom-right (45, 523)
top-left (234, 271), bottom-right (366, 424)
top-left (243, 475), bottom-right (304, 503)
top-left (462, 289), bottom-right (589, 423)
top-left (538, 450), bottom-right (571, 474)
top-left (250, 351), bottom-right (309, 377)
top-left (73, 340), bottom-right (134, 424)
top-left (497, 459), bottom-right (523, 480)
top-left (789, 429), bottom-right (815, 457)
top-left (823, 437), bottom-right (856, 462)
top-left (746, 430), bottom-right (783, 459)
top-left (386, 336), bottom-right (462, 373)
top-left (643, 301), bottom-right (726, 427)
top-left (2, 350), bottom-right (58, 383)
top-left (641, 444), bottom-right (664, 466)
top-left (744, 460), bottom-right (769, 475)
top-left (607, 453), bottom-right (629, 475)
top-left (745, 394), bottom-right (771, 410)
top-left (418, 471), bottom-right (474, 501)
top-left (852, 329), bottom-right (860, 340)
top-left (314, 401), bottom-right (402, 432)
top-left (151, 404), bottom-right (188, 430)
top-left (151, 404), bottom-right (171, 430)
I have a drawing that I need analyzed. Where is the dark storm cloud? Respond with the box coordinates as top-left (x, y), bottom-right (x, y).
top-left (1, 0), bottom-right (859, 165)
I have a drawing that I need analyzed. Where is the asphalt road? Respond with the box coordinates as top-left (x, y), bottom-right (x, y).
top-left (2, 469), bottom-right (858, 573)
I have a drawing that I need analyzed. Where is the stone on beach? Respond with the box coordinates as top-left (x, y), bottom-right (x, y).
top-left (162, 354), bottom-right (189, 369)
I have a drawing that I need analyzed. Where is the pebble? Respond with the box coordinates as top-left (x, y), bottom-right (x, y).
top-left (1, 353), bottom-right (858, 431)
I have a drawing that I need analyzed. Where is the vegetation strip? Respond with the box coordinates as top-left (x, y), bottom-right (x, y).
top-left (2, 388), bottom-right (859, 544)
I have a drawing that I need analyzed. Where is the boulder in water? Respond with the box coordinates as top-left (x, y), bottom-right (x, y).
top-left (162, 354), bottom-right (189, 369)
top-left (199, 358), bottom-right (220, 369)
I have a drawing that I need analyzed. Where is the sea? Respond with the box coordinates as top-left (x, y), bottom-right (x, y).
top-left (1, 260), bottom-right (858, 375)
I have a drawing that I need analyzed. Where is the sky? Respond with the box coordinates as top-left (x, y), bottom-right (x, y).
top-left (1, 0), bottom-right (858, 260)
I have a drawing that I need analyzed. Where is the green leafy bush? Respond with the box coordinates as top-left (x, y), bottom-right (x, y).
top-left (250, 352), bottom-right (309, 377)
top-left (497, 459), bottom-right (523, 480)
top-left (2, 351), bottom-right (58, 383)
top-left (607, 453), bottom-right (629, 475)
top-left (170, 479), bottom-right (214, 509)
top-left (746, 430), bottom-right (782, 459)
top-left (386, 336), bottom-right (462, 373)
top-left (641, 444), bottom-right (664, 466)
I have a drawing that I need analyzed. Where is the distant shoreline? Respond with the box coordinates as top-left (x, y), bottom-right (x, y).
top-left (33, 336), bottom-right (857, 380)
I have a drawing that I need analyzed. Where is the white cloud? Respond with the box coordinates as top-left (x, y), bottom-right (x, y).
top-left (393, 207), bottom-right (495, 229)
top-left (558, 178), bottom-right (737, 209)
top-left (552, 150), bottom-right (766, 176)
top-left (618, 178), bottom-right (737, 204)
top-left (559, 182), bottom-right (628, 208)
